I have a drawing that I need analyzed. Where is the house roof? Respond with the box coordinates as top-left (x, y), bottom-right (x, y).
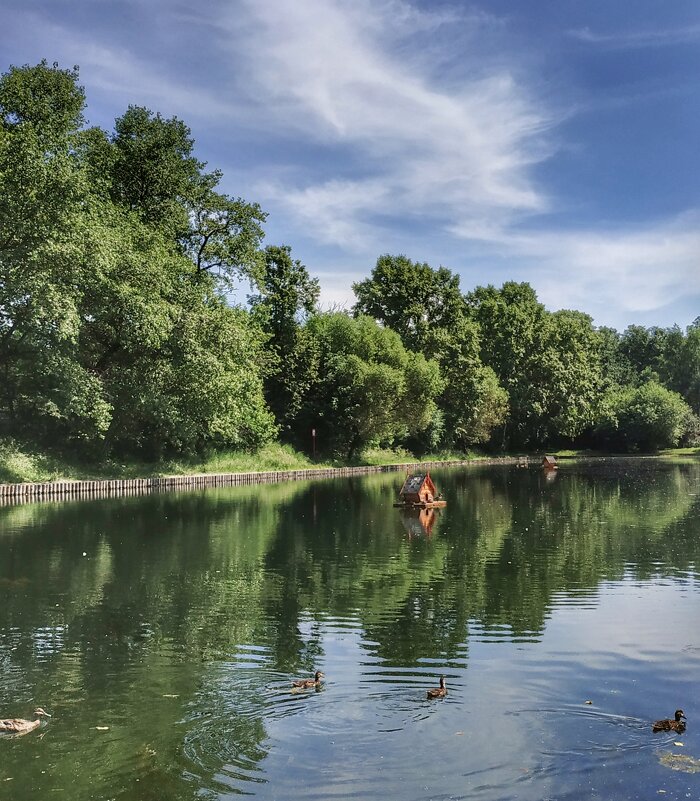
top-left (399, 472), bottom-right (437, 496)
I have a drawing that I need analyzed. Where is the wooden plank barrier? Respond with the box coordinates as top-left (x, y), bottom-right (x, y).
top-left (0, 458), bottom-right (522, 507)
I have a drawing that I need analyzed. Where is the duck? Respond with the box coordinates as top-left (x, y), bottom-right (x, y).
top-left (653, 709), bottom-right (687, 733)
top-left (426, 676), bottom-right (447, 699)
top-left (292, 671), bottom-right (324, 689)
top-left (0, 708), bottom-right (51, 736)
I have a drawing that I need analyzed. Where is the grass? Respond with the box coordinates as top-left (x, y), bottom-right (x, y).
top-left (8, 437), bottom-right (693, 485)
top-left (0, 439), bottom-right (481, 484)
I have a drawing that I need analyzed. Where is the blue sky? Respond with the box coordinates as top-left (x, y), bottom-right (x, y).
top-left (1, 0), bottom-right (698, 330)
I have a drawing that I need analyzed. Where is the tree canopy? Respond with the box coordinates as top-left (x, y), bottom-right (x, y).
top-left (1, 60), bottom-right (697, 463)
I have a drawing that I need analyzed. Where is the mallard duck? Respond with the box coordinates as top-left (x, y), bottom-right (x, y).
top-left (292, 670), bottom-right (324, 689)
top-left (426, 676), bottom-right (447, 699)
top-left (0, 708), bottom-right (51, 735)
top-left (653, 709), bottom-right (687, 733)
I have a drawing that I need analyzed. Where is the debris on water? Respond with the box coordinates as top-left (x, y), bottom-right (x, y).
top-left (162, 694), bottom-right (179, 698)
top-left (585, 700), bottom-right (593, 704)
top-left (94, 726), bottom-right (110, 731)
top-left (674, 742), bottom-right (684, 747)
top-left (658, 752), bottom-right (700, 773)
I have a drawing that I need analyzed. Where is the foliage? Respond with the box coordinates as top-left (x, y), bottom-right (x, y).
top-left (354, 255), bottom-right (508, 448)
top-left (353, 253), bottom-right (466, 353)
top-left (249, 245), bottom-right (320, 433)
top-left (2, 60), bottom-right (700, 469)
top-left (296, 313), bottom-right (443, 458)
top-left (467, 283), bottom-right (603, 447)
top-left (0, 61), bottom-right (273, 459)
top-left (595, 380), bottom-right (694, 452)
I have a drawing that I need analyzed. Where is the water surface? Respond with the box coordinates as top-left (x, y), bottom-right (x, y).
top-left (1, 459), bottom-right (699, 800)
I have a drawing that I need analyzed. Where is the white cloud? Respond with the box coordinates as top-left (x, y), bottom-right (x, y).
top-left (451, 212), bottom-right (700, 323)
top-left (219, 0), bottom-right (556, 245)
top-left (569, 24), bottom-right (700, 49)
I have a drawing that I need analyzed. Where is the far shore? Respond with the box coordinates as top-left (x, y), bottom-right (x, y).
top-left (1, 447), bottom-right (698, 505)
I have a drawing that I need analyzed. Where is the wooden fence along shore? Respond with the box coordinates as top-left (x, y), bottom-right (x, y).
top-left (0, 459), bottom-right (500, 506)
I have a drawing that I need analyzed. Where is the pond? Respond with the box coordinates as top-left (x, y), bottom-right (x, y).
top-left (1, 459), bottom-right (699, 800)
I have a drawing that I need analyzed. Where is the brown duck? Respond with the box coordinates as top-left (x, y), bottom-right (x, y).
top-left (292, 670), bottom-right (324, 689)
top-left (0, 708), bottom-right (51, 736)
top-left (653, 709), bottom-right (687, 733)
top-left (426, 676), bottom-right (447, 699)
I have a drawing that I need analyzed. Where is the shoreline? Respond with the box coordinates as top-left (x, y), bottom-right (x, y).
top-left (0, 453), bottom-right (683, 507)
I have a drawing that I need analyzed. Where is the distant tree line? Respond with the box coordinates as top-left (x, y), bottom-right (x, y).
top-left (1, 62), bottom-right (698, 460)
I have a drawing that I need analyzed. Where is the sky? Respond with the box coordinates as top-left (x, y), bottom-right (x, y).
top-left (1, 0), bottom-right (699, 330)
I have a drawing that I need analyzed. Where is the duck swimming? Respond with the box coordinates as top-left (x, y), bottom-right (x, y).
top-left (292, 671), bottom-right (324, 689)
top-left (653, 709), bottom-right (687, 733)
top-left (0, 708), bottom-right (51, 736)
top-left (426, 676), bottom-right (447, 699)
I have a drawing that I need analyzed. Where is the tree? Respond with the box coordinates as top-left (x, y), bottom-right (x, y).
top-left (423, 320), bottom-right (508, 449)
top-left (354, 255), bottom-right (507, 449)
top-left (467, 283), bottom-right (603, 447)
top-left (249, 245), bottom-right (320, 434)
top-left (0, 61), bottom-right (275, 458)
top-left (595, 381), bottom-right (694, 452)
top-left (295, 313), bottom-right (442, 458)
top-left (88, 106), bottom-right (267, 287)
top-left (0, 61), bottom-right (106, 444)
top-left (353, 254), bottom-right (466, 352)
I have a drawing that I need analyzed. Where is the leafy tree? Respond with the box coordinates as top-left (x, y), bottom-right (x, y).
top-left (296, 313), bottom-right (442, 458)
top-left (423, 320), bottom-right (508, 449)
top-left (87, 106), bottom-right (267, 287)
top-left (354, 255), bottom-right (507, 449)
top-left (0, 61), bottom-right (274, 458)
top-left (0, 61), bottom-right (104, 443)
top-left (595, 380), bottom-right (694, 451)
top-left (353, 254), bottom-right (466, 352)
top-left (467, 283), bottom-right (603, 447)
top-left (618, 324), bottom-right (665, 377)
top-left (249, 245), bottom-right (320, 434)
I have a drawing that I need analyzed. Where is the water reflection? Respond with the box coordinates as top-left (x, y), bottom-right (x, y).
top-left (0, 459), bottom-right (699, 800)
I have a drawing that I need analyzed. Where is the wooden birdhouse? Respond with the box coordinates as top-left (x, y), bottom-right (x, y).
top-left (394, 472), bottom-right (446, 508)
top-left (542, 455), bottom-right (558, 469)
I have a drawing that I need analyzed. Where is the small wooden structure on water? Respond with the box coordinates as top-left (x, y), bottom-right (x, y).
top-left (517, 456), bottom-right (529, 468)
top-left (542, 455), bottom-right (558, 470)
top-left (393, 471), bottom-right (446, 509)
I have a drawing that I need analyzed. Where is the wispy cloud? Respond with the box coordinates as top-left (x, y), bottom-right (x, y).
top-left (569, 24), bottom-right (700, 49)
top-left (451, 212), bottom-right (700, 323)
top-left (218, 0), bottom-right (556, 246)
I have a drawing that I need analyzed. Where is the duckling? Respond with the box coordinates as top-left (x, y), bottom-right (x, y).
top-left (292, 670), bottom-right (324, 689)
top-left (426, 676), bottom-right (447, 699)
top-left (0, 708), bottom-right (51, 736)
top-left (653, 709), bottom-right (687, 733)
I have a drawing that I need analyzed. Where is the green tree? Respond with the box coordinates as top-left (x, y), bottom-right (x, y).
top-left (0, 61), bottom-right (108, 444)
top-left (249, 245), bottom-right (320, 434)
top-left (467, 283), bottom-right (603, 447)
top-left (354, 255), bottom-right (507, 449)
top-left (87, 106), bottom-right (267, 287)
top-left (0, 61), bottom-right (275, 458)
top-left (595, 380), bottom-right (694, 451)
top-left (297, 313), bottom-right (442, 458)
top-left (353, 254), bottom-right (466, 352)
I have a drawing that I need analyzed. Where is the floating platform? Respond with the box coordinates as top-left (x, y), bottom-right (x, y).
top-left (393, 500), bottom-right (447, 509)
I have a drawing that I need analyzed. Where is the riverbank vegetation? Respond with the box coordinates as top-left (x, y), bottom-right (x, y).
top-left (1, 61), bottom-right (699, 479)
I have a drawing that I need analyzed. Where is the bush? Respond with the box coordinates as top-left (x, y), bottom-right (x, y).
top-left (595, 381), bottom-right (693, 452)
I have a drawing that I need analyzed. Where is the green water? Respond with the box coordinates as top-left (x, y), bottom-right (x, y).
top-left (1, 460), bottom-right (699, 800)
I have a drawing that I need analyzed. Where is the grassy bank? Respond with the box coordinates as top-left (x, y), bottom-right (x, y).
top-left (0, 438), bottom-right (482, 484)
top-left (4, 437), bottom-right (695, 485)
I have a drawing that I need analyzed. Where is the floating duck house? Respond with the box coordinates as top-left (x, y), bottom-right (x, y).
top-left (542, 455), bottom-right (558, 469)
top-left (394, 472), bottom-right (446, 508)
